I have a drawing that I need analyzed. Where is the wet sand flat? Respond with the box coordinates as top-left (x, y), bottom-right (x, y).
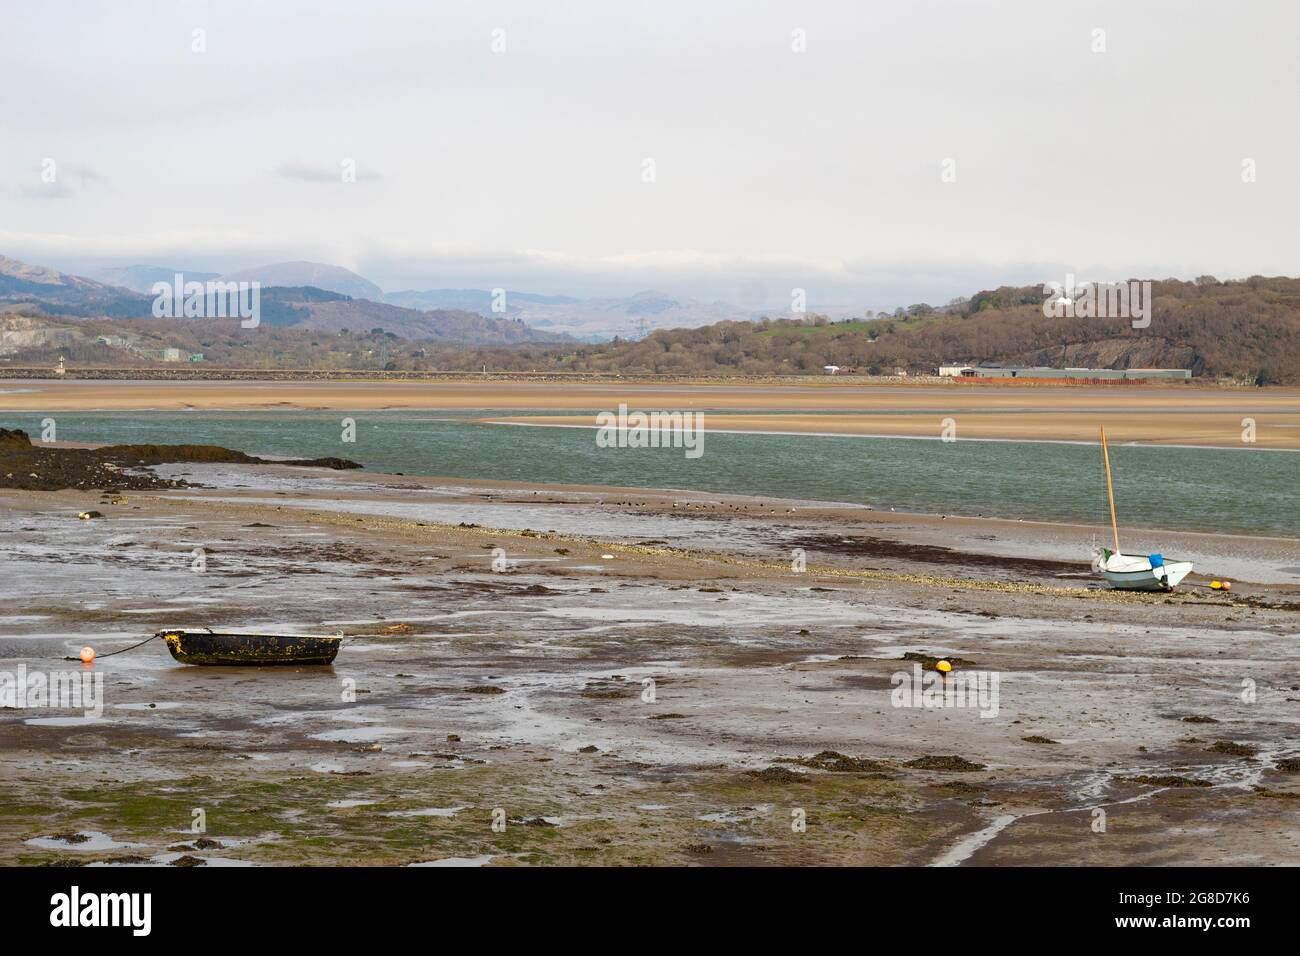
top-left (3, 378), bottom-right (1298, 411)
top-left (488, 410), bottom-right (1300, 449)
top-left (5, 378), bottom-right (1298, 447)
top-left (2, 466), bottom-right (1298, 866)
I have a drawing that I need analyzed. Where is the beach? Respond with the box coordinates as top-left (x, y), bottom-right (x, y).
top-left (3, 462), bottom-right (1298, 866)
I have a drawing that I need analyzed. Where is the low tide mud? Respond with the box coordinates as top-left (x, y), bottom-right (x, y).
top-left (2, 464), bottom-right (1298, 866)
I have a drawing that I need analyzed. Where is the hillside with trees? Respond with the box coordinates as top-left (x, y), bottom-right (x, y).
top-left (408, 276), bottom-right (1300, 384)
top-left (0, 312), bottom-right (442, 371)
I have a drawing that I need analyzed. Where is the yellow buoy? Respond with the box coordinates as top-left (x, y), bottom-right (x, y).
top-left (1210, 581), bottom-right (1222, 590)
top-left (936, 660), bottom-right (952, 673)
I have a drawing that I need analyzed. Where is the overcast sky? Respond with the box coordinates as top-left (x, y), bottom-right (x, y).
top-left (2, 0), bottom-right (1296, 309)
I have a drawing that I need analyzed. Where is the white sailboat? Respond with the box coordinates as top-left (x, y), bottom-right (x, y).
top-left (1094, 427), bottom-right (1194, 591)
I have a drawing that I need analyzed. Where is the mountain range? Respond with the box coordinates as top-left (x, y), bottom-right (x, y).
top-left (82, 259), bottom-right (759, 339)
top-left (0, 256), bottom-right (569, 345)
top-left (5, 255), bottom-right (1298, 382)
top-left (384, 287), bottom-right (755, 340)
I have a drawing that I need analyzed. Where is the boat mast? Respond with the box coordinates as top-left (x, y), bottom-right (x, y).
top-left (1100, 426), bottom-right (1120, 554)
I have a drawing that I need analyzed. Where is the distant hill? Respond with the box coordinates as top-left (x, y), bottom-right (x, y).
top-left (94, 265), bottom-right (220, 294)
top-left (0, 255), bottom-right (131, 306)
top-left (385, 289), bottom-right (580, 312)
top-left (0, 312), bottom-right (458, 370)
top-left (387, 286), bottom-right (754, 340)
top-left (0, 255), bottom-right (569, 346)
top-left (218, 261), bottom-right (384, 301)
top-left (259, 287), bottom-right (570, 343)
top-left (0, 309), bottom-right (567, 370)
top-left (7, 255), bottom-right (759, 340)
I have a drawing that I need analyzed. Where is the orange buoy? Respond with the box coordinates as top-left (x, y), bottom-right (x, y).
top-left (79, 646), bottom-right (96, 663)
top-left (1222, 581), bottom-right (1232, 590)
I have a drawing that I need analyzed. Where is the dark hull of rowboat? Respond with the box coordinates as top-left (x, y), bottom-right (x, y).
top-left (159, 630), bottom-right (341, 666)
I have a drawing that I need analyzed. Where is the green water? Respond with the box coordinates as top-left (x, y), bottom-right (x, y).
top-left (5, 410), bottom-right (1296, 536)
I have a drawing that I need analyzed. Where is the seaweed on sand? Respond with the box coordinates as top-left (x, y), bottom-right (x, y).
top-left (0, 427), bottom-right (360, 492)
top-left (783, 751), bottom-right (891, 773)
top-left (904, 755), bottom-right (986, 772)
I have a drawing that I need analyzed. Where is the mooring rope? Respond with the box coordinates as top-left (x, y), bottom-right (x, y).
top-left (62, 633), bottom-right (159, 661)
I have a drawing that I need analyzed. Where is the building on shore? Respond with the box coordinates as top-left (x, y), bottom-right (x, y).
top-left (936, 364), bottom-right (1191, 381)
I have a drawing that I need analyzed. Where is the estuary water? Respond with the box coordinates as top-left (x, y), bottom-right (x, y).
top-left (3, 410), bottom-right (1296, 537)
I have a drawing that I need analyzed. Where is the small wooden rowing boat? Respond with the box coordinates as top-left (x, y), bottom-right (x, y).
top-left (1093, 427), bottom-right (1194, 591)
top-left (158, 629), bottom-right (341, 666)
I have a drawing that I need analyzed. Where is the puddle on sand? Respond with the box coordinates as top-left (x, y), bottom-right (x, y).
top-left (309, 726), bottom-right (410, 743)
top-left (385, 807), bottom-right (467, 818)
top-left (25, 831), bottom-right (145, 852)
top-left (697, 805), bottom-right (773, 823)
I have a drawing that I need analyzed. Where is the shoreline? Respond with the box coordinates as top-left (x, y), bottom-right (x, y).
top-left (20, 435), bottom-right (1300, 545)
top-left (149, 465), bottom-right (1300, 587)
top-left (12, 430), bottom-right (1299, 543)
top-left (160, 461), bottom-right (1300, 548)
top-left (4, 462), bottom-right (1298, 866)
